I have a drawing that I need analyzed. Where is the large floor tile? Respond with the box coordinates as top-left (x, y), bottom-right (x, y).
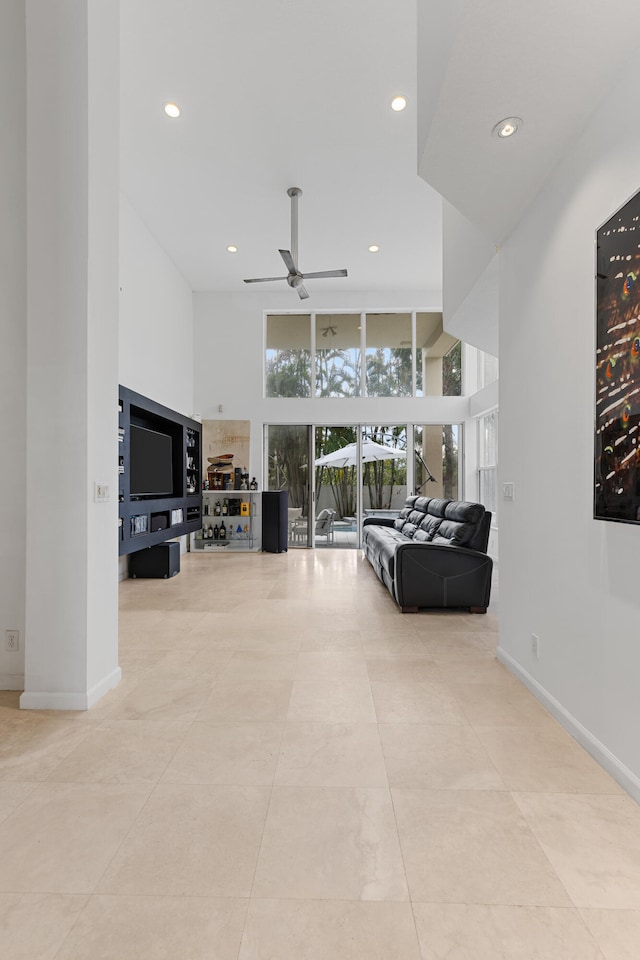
top-left (105, 677), bottom-right (214, 722)
top-left (287, 679), bottom-right (376, 722)
top-left (219, 650), bottom-right (298, 681)
top-left (380, 723), bottom-right (504, 790)
top-left (275, 722), bottom-right (388, 787)
top-left (365, 657), bottom-right (440, 683)
top-left (54, 895), bottom-right (248, 960)
top-left (0, 782), bottom-right (152, 893)
top-left (448, 681), bottom-right (555, 727)
top-left (161, 720), bottom-right (284, 784)
top-left (514, 793), bottom-right (640, 908)
top-left (97, 783), bottom-right (270, 897)
top-left (300, 629), bottom-right (364, 653)
top-left (252, 785), bottom-right (408, 900)
top-left (239, 899), bottom-right (421, 960)
top-left (0, 716), bottom-right (97, 780)
top-left (413, 903), bottom-right (603, 959)
top-left (0, 893), bottom-right (88, 960)
top-left (46, 720), bottom-right (189, 783)
top-left (198, 680), bottom-right (293, 721)
top-left (0, 782), bottom-right (37, 823)
top-left (581, 908), bottom-right (640, 960)
top-left (296, 652), bottom-right (368, 680)
top-left (392, 788), bottom-right (571, 905)
top-left (371, 680), bottom-right (468, 724)
top-left (476, 725), bottom-right (624, 794)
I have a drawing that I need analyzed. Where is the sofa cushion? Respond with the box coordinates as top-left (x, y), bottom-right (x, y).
top-left (432, 518), bottom-right (477, 547)
top-left (417, 514), bottom-right (441, 540)
top-left (393, 504), bottom-right (413, 532)
top-left (444, 500), bottom-right (485, 524)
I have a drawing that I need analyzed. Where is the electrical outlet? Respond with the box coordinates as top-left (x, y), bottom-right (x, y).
top-left (5, 630), bottom-right (19, 652)
top-left (531, 633), bottom-right (540, 660)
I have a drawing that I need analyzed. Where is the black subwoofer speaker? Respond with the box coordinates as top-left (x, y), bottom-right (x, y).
top-left (262, 490), bottom-right (288, 553)
top-left (129, 541), bottom-right (180, 579)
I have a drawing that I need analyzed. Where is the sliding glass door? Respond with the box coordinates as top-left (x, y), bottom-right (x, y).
top-left (265, 425), bottom-right (312, 548)
top-left (266, 422), bottom-right (462, 548)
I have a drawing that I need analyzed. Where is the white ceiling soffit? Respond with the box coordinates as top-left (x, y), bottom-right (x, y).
top-left (119, 0), bottom-right (442, 295)
top-left (417, 0), bottom-right (640, 244)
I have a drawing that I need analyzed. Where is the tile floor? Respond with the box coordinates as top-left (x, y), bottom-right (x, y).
top-left (1, 550), bottom-right (640, 958)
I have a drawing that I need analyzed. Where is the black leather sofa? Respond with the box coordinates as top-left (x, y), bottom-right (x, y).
top-left (362, 496), bottom-right (493, 613)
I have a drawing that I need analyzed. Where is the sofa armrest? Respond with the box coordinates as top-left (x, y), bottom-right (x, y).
top-left (362, 516), bottom-right (397, 529)
top-left (394, 541), bottom-right (493, 611)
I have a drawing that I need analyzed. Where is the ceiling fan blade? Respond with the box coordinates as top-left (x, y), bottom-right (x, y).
top-left (243, 276), bottom-right (288, 284)
top-left (297, 283), bottom-right (310, 300)
top-left (301, 269), bottom-right (348, 280)
top-left (279, 249), bottom-right (296, 274)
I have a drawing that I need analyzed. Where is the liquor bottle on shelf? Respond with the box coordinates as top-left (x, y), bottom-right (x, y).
top-left (250, 477), bottom-right (258, 490)
top-left (213, 524), bottom-right (219, 540)
top-left (214, 500), bottom-right (221, 516)
top-left (207, 523), bottom-right (213, 539)
top-left (222, 498), bottom-right (228, 516)
top-left (220, 521), bottom-right (226, 540)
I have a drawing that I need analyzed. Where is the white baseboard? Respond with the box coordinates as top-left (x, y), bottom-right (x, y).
top-left (0, 674), bottom-right (24, 691)
top-left (497, 646), bottom-right (640, 805)
top-left (19, 666), bottom-right (122, 712)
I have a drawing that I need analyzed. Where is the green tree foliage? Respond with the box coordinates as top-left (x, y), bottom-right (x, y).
top-left (443, 340), bottom-right (462, 396)
top-left (366, 347), bottom-right (412, 397)
top-left (265, 349), bottom-right (311, 398)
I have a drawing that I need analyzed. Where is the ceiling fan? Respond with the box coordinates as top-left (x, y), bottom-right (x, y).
top-left (244, 187), bottom-right (348, 300)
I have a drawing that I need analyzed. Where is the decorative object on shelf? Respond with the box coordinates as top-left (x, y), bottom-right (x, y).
top-left (250, 477), bottom-right (258, 490)
top-left (241, 501), bottom-right (250, 517)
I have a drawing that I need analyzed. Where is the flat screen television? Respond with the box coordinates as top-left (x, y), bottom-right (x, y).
top-left (130, 424), bottom-right (173, 497)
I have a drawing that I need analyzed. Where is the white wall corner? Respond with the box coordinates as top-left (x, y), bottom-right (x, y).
top-left (497, 647), bottom-right (640, 806)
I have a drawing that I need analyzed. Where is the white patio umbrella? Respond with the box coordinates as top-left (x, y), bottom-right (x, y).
top-left (314, 439), bottom-right (406, 468)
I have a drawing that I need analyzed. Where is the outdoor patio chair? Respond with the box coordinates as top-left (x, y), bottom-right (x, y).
top-left (315, 508), bottom-right (335, 543)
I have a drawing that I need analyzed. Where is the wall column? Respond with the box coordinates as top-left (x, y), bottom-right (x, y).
top-left (22, 0), bottom-right (120, 709)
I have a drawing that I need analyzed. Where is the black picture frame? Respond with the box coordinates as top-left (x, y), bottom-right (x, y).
top-left (595, 188), bottom-right (640, 523)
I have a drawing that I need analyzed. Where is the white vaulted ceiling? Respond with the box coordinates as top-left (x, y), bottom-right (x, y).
top-left (120, 0), bottom-right (640, 298)
top-left (417, 0), bottom-right (640, 244)
top-left (119, 0), bottom-right (442, 295)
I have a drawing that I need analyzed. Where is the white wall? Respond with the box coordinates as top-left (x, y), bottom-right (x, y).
top-left (193, 289), bottom-right (469, 490)
top-left (119, 194), bottom-right (194, 417)
top-left (0, 0), bottom-right (26, 687)
top-left (499, 54), bottom-right (640, 797)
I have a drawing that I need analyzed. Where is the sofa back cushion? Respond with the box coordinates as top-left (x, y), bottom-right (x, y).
top-left (394, 496), bottom-right (490, 551)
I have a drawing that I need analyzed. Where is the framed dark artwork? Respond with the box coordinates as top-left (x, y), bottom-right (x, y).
top-left (595, 188), bottom-right (640, 522)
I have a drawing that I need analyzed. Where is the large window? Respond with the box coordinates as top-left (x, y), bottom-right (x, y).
top-left (414, 424), bottom-right (461, 500)
top-left (315, 314), bottom-right (361, 397)
top-left (415, 313), bottom-right (462, 397)
top-left (265, 314), bottom-right (311, 398)
top-left (264, 311), bottom-right (461, 399)
top-left (365, 313), bottom-right (412, 397)
top-left (478, 410), bottom-right (498, 522)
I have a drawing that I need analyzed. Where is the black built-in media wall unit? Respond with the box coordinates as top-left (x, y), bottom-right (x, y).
top-left (118, 386), bottom-right (202, 556)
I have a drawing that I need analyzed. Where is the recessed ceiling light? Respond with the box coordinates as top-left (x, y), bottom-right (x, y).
top-left (391, 96), bottom-right (407, 112)
top-left (368, 245), bottom-right (380, 253)
top-left (492, 116), bottom-right (523, 139)
top-left (163, 102), bottom-right (181, 119)
top-left (227, 245), bottom-right (238, 253)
